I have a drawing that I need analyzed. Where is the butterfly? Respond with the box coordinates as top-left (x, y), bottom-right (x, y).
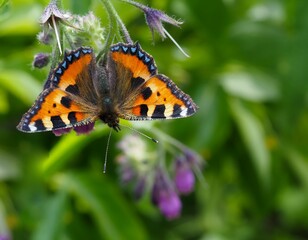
top-left (17, 43), bottom-right (198, 134)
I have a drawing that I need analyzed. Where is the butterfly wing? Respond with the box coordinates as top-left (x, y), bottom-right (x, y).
top-left (17, 48), bottom-right (100, 132)
top-left (107, 43), bottom-right (198, 121)
top-left (128, 74), bottom-right (198, 119)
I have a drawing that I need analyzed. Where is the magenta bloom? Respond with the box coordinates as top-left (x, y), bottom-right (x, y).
top-left (157, 191), bottom-right (182, 220)
top-left (151, 168), bottom-right (182, 220)
top-left (133, 176), bottom-right (146, 200)
top-left (0, 235), bottom-right (10, 240)
top-left (174, 157), bottom-right (195, 194)
top-left (123, 0), bottom-right (189, 57)
top-left (33, 53), bottom-right (50, 68)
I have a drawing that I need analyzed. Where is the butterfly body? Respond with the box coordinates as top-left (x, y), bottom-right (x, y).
top-left (17, 43), bottom-right (198, 134)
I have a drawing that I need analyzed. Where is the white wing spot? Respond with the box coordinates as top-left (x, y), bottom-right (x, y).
top-left (180, 108), bottom-right (188, 117)
top-left (29, 124), bottom-right (37, 132)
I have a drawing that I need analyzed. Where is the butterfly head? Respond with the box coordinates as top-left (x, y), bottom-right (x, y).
top-left (99, 112), bottom-right (120, 132)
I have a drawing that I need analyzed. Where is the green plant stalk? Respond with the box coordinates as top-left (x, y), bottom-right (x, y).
top-left (99, 0), bottom-right (132, 44)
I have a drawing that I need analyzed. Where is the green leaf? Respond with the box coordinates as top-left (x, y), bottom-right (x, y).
top-left (0, 150), bottom-right (20, 180)
top-left (0, 70), bottom-right (41, 104)
top-left (0, 5), bottom-right (41, 36)
top-left (32, 191), bottom-right (67, 240)
top-left (284, 147), bottom-right (308, 188)
top-left (0, 0), bottom-right (10, 20)
top-left (53, 171), bottom-right (148, 240)
top-left (219, 70), bottom-right (279, 102)
top-left (0, 89), bottom-right (8, 113)
top-left (229, 98), bottom-right (271, 191)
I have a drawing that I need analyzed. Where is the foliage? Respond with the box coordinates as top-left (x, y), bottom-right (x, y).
top-left (0, 0), bottom-right (307, 239)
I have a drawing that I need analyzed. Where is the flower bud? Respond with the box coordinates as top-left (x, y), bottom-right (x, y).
top-left (33, 53), bottom-right (50, 69)
top-left (134, 176), bottom-right (146, 200)
top-left (151, 168), bottom-right (182, 219)
top-left (174, 157), bottom-right (195, 194)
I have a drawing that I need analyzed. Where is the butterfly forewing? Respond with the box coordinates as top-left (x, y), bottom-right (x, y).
top-left (17, 48), bottom-right (99, 132)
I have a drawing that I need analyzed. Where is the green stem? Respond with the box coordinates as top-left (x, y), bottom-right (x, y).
top-left (153, 127), bottom-right (189, 152)
top-left (99, 0), bottom-right (118, 49)
top-left (100, 0), bottom-right (132, 44)
top-left (118, 0), bottom-right (142, 8)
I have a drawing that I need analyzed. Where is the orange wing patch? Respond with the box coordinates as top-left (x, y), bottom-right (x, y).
top-left (110, 43), bottom-right (157, 81)
top-left (50, 48), bottom-right (94, 91)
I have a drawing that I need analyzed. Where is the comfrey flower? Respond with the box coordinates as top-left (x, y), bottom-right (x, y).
top-left (121, 0), bottom-right (189, 57)
top-left (152, 168), bottom-right (182, 220)
top-left (116, 133), bottom-right (203, 220)
top-left (174, 155), bottom-right (195, 195)
top-left (40, 0), bottom-right (72, 54)
top-left (68, 12), bottom-right (105, 50)
top-left (116, 155), bottom-right (136, 185)
top-left (0, 234), bottom-right (11, 240)
top-left (33, 53), bottom-right (50, 69)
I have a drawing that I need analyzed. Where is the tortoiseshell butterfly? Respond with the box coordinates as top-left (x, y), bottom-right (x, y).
top-left (17, 43), bottom-right (198, 134)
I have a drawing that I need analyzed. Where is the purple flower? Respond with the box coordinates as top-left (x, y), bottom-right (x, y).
top-left (40, 1), bottom-right (71, 54)
top-left (37, 31), bottom-right (53, 45)
top-left (73, 122), bottom-right (95, 135)
top-left (142, 7), bottom-right (182, 40)
top-left (158, 191), bottom-right (182, 220)
top-left (40, 1), bottom-right (69, 25)
top-left (174, 156), bottom-right (195, 194)
top-left (133, 176), bottom-right (146, 200)
top-left (33, 53), bottom-right (50, 69)
top-left (184, 149), bottom-right (203, 167)
top-left (117, 155), bottom-right (136, 184)
top-left (151, 168), bottom-right (182, 220)
top-left (0, 235), bottom-right (11, 240)
top-left (123, 0), bottom-right (189, 57)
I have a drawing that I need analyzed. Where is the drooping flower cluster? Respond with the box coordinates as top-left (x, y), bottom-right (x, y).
top-left (117, 133), bottom-right (203, 220)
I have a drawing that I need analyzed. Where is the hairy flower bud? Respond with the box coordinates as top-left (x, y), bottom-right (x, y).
top-left (33, 53), bottom-right (50, 69)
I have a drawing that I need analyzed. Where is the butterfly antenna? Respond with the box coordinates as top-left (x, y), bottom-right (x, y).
top-left (119, 123), bottom-right (158, 143)
top-left (103, 129), bottom-right (113, 173)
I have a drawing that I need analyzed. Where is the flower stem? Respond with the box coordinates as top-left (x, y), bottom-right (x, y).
top-left (117, 0), bottom-right (143, 9)
top-left (99, 0), bottom-right (132, 44)
top-left (99, 0), bottom-right (118, 49)
top-left (153, 127), bottom-right (189, 151)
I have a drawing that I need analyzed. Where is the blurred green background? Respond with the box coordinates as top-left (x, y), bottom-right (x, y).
top-left (0, 0), bottom-right (308, 239)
